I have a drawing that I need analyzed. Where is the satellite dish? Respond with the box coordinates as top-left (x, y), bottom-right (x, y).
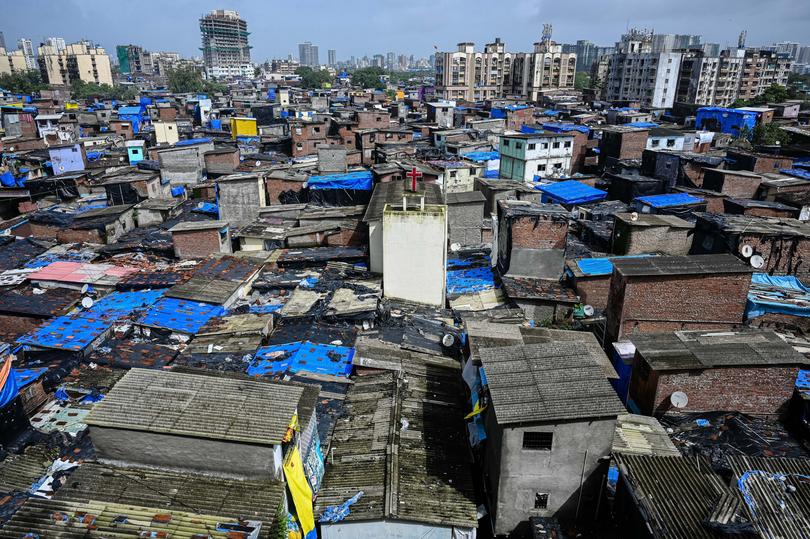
top-left (255, 160), bottom-right (261, 166)
top-left (441, 333), bottom-right (456, 347)
top-left (450, 243), bottom-right (461, 252)
top-left (80, 284), bottom-right (90, 294)
top-left (630, 212), bottom-right (639, 222)
top-left (583, 305), bottom-right (595, 317)
top-left (750, 255), bottom-right (765, 269)
top-left (81, 297), bottom-right (94, 309)
top-left (670, 391), bottom-right (689, 408)
top-left (740, 244), bottom-right (754, 258)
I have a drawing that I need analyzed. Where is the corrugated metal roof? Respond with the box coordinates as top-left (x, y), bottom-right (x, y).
top-left (85, 368), bottom-right (303, 445)
top-left (616, 454), bottom-right (729, 539)
top-left (54, 463), bottom-right (284, 537)
top-left (613, 254), bottom-right (752, 277)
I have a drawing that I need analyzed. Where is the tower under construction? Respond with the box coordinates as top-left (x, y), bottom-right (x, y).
top-left (199, 9), bottom-right (252, 78)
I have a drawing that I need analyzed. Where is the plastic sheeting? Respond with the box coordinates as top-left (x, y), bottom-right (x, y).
top-left (746, 273), bottom-right (810, 319)
top-left (635, 192), bottom-right (704, 208)
top-left (139, 298), bottom-right (225, 334)
top-left (0, 356), bottom-right (19, 408)
top-left (307, 171), bottom-right (373, 191)
top-left (283, 445), bottom-right (317, 539)
top-left (249, 341), bottom-right (354, 378)
top-left (536, 180), bottom-right (607, 205)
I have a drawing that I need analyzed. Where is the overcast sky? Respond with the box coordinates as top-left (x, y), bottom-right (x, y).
top-left (2, 0), bottom-right (808, 62)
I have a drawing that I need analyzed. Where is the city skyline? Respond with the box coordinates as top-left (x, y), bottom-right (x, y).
top-left (1, 0), bottom-right (809, 63)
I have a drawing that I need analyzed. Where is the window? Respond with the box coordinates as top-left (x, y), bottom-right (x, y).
top-left (502, 139), bottom-right (509, 147)
top-left (541, 142), bottom-right (548, 149)
top-left (666, 138), bottom-right (676, 148)
top-left (449, 170), bottom-right (457, 178)
top-left (552, 142), bottom-right (560, 149)
top-left (523, 431), bottom-right (553, 450)
top-left (515, 142), bottom-right (523, 150)
top-left (528, 143), bottom-right (536, 150)
top-left (537, 164), bottom-right (546, 172)
top-left (564, 141), bottom-right (571, 148)
top-left (535, 493), bottom-right (549, 509)
top-left (553, 163), bottom-right (562, 170)
top-left (651, 139), bottom-right (660, 147)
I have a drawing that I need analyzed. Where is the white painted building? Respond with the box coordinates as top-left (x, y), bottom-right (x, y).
top-left (499, 133), bottom-right (574, 182)
top-left (646, 128), bottom-right (686, 151)
top-left (601, 29), bottom-right (682, 109)
top-left (382, 200), bottom-right (447, 307)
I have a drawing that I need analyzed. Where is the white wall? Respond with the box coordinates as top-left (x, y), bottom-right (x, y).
top-left (383, 205), bottom-right (447, 306)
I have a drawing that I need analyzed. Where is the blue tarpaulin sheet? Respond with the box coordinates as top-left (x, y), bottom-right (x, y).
top-left (797, 369), bottom-right (810, 392)
top-left (14, 368), bottom-right (47, 388)
top-left (17, 315), bottom-right (112, 352)
top-left (484, 169), bottom-right (500, 178)
top-left (307, 171), bottom-right (373, 191)
top-left (139, 298), bottom-right (224, 334)
top-left (81, 290), bottom-right (164, 321)
top-left (636, 193), bottom-right (704, 208)
top-left (574, 255), bottom-right (654, 277)
top-left (176, 137), bottom-right (212, 147)
top-left (625, 121), bottom-right (659, 128)
top-left (209, 118), bottom-right (222, 129)
top-left (249, 341), bottom-right (354, 378)
top-left (536, 180), bottom-right (607, 205)
top-left (171, 186), bottom-right (185, 197)
top-left (446, 256), bottom-right (497, 295)
top-left (746, 273), bottom-right (810, 319)
top-left (542, 122), bottom-right (590, 134)
top-left (781, 169), bottom-right (810, 180)
top-left (462, 151), bottom-right (500, 162)
top-left (0, 364), bottom-right (19, 408)
top-left (192, 202), bottom-right (219, 216)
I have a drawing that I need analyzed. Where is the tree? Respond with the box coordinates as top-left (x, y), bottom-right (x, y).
top-left (752, 123), bottom-right (791, 146)
top-left (295, 66), bottom-right (333, 89)
top-left (350, 67), bottom-right (386, 90)
top-left (0, 70), bottom-right (46, 95)
top-left (574, 72), bottom-right (591, 90)
top-left (167, 65), bottom-right (227, 95)
top-left (71, 79), bottom-right (138, 101)
top-left (735, 83), bottom-right (791, 107)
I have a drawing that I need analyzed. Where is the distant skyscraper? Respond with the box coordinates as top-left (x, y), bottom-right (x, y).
top-left (199, 9), bottom-right (252, 77)
top-left (44, 37), bottom-right (66, 52)
top-left (17, 38), bottom-right (36, 69)
top-left (0, 31), bottom-right (6, 51)
top-left (649, 33), bottom-right (701, 52)
top-left (327, 49), bottom-right (336, 67)
top-left (298, 42), bottom-right (320, 66)
top-left (386, 51), bottom-right (395, 70)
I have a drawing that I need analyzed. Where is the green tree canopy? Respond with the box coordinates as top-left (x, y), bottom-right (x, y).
top-left (0, 70), bottom-right (47, 95)
top-left (71, 80), bottom-right (138, 101)
top-left (350, 67), bottom-right (386, 90)
top-left (574, 72), bottom-right (591, 90)
top-left (752, 123), bottom-right (791, 146)
top-left (295, 66), bottom-right (333, 89)
top-left (733, 83), bottom-right (790, 107)
top-left (167, 66), bottom-right (227, 95)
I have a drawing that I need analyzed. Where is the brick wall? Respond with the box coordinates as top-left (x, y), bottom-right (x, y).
top-left (27, 223), bottom-right (102, 244)
top-left (325, 220), bottom-right (368, 247)
top-left (606, 271), bottom-right (749, 342)
top-left (737, 233), bottom-right (810, 280)
top-left (265, 178), bottom-right (304, 204)
top-left (509, 216), bottom-right (568, 250)
top-left (571, 275), bottom-right (611, 311)
top-left (172, 229), bottom-right (226, 259)
top-left (631, 358), bottom-right (799, 416)
top-left (702, 170), bottom-right (762, 198)
top-left (205, 151), bottom-right (241, 174)
top-left (356, 111), bottom-right (389, 129)
top-left (612, 221), bottom-right (692, 256)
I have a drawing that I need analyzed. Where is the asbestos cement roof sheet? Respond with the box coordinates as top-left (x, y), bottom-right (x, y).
top-left (85, 368), bottom-right (303, 446)
top-left (612, 254), bottom-right (753, 277)
top-left (479, 342), bottom-right (626, 424)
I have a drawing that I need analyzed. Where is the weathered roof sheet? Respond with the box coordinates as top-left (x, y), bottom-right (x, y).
top-left (479, 342), bottom-right (625, 424)
top-left (616, 454), bottom-right (729, 539)
top-left (54, 463), bottom-right (284, 537)
top-left (727, 456), bottom-right (810, 539)
top-left (315, 370), bottom-right (477, 528)
top-left (362, 180), bottom-right (443, 222)
top-left (612, 414), bottom-right (681, 457)
top-left (630, 329), bottom-right (808, 370)
top-left (85, 368), bottom-right (303, 445)
top-left (613, 254), bottom-right (753, 277)
top-left (0, 497), bottom-right (262, 538)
